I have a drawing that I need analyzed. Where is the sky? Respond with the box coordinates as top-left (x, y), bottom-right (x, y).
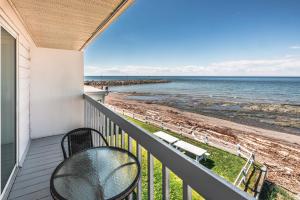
top-left (84, 0), bottom-right (300, 76)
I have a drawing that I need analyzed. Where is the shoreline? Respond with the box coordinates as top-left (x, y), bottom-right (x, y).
top-left (125, 92), bottom-right (300, 136)
top-left (106, 92), bottom-right (300, 194)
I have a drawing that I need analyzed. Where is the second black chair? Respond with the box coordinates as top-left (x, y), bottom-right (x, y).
top-left (61, 128), bottom-right (109, 159)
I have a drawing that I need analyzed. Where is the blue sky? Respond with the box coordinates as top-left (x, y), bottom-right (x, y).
top-left (84, 0), bottom-right (300, 76)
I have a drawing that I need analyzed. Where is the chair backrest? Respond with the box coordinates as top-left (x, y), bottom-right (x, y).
top-left (61, 128), bottom-right (109, 159)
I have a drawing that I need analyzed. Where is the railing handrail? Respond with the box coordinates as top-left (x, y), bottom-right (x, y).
top-left (84, 94), bottom-right (254, 200)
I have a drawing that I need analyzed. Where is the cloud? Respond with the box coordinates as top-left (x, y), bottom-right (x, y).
top-left (290, 46), bottom-right (300, 49)
top-left (85, 57), bottom-right (300, 76)
top-left (209, 58), bottom-right (300, 68)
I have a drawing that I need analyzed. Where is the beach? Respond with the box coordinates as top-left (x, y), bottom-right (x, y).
top-left (106, 92), bottom-right (300, 194)
top-left (104, 76), bottom-right (300, 136)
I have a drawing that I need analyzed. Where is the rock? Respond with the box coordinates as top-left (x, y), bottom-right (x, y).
top-left (84, 79), bottom-right (171, 87)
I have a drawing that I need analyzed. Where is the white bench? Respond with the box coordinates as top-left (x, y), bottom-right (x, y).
top-left (153, 131), bottom-right (179, 144)
top-left (173, 140), bottom-right (208, 162)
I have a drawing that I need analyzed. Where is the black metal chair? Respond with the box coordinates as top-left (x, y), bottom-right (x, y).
top-left (61, 128), bottom-right (109, 159)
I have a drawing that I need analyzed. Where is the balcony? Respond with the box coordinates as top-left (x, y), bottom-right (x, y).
top-left (7, 94), bottom-right (254, 200)
top-left (0, 1), bottom-right (272, 199)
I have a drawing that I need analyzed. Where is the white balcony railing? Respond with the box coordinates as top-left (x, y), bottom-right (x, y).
top-left (83, 94), bottom-right (254, 200)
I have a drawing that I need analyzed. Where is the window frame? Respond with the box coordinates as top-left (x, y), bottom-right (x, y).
top-left (0, 14), bottom-right (19, 200)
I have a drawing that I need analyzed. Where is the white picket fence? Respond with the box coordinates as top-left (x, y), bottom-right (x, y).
top-left (107, 105), bottom-right (255, 187)
top-left (234, 152), bottom-right (255, 187)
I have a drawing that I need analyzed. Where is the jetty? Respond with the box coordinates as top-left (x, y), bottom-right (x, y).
top-left (84, 79), bottom-right (171, 87)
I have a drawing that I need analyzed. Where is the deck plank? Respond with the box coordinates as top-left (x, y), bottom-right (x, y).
top-left (8, 134), bottom-right (64, 200)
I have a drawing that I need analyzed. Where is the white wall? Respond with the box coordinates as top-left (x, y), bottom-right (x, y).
top-left (30, 48), bottom-right (84, 138)
top-left (0, 0), bottom-right (35, 164)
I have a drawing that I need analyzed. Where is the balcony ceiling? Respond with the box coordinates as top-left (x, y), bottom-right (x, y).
top-left (9, 0), bottom-right (133, 50)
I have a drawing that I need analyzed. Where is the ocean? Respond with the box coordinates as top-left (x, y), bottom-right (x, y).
top-left (85, 76), bottom-right (300, 134)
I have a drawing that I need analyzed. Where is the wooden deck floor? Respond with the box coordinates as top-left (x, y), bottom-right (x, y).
top-left (8, 135), bottom-right (64, 200)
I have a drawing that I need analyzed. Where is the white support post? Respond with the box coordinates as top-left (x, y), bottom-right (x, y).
top-left (162, 165), bottom-right (170, 200)
top-left (191, 129), bottom-right (195, 137)
top-left (137, 144), bottom-right (142, 199)
top-left (237, 144), bottom-right (241, 157)
top-left (203, 134), bottom-right (208, 144)
top-left (183, 181), bottom-right (192, 200)
top-left (148, 152), bottom-right (154, 200)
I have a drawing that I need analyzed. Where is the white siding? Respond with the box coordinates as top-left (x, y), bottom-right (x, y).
top-left (0, 0), bottom-right (35, 164)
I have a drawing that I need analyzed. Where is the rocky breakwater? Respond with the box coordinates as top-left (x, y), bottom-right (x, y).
top-left (85, 79), bottom-right (171, 88)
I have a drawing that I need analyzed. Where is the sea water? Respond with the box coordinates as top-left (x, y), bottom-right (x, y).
top-left (85, 76), bottom-right (300, 134)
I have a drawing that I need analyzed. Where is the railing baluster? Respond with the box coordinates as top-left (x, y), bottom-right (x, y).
top-left (115, 125), bottom-right (119, 147)
top-left (100, 112), bottom-right (103, 134)
top-left (87, 102), bottom-right (90, 127)
top-left (127, 137), bottom-right (133, 200)
top-left (183, 181), bottom-right (192, 200)
top-left (98, 111), bottom-right (102, 146)
top-left (95, 107), bottom-right (97, 128)
top-left (95, 108), bottom-right (97, 133)
top-left (111, 122), bottom-right (115, 146)
top-left (97, 109), bottom-right (100, 146)
top-left (86, 102), bottom-right (88, 125)
top-left (162, 165), bottom-right (170, 200)
top-left (85, 101), bottom-right (87, 126)
top-left (108, 119), bottom-right (112, 146)
top-left (86, 100), bottom-right (89, 126)
top-left (102, 112), bottom-right (105, 146)
top-left (96, 109), bottom-right (100, 146)
top-left (92, 106), bottom-right (96, 145)
top-left (121, 130), bottom-right (125, 149)
top-left (92, 105), bottom-right (95, 128)
top-left (118, 127), bottom-right (123, 148)
top-left (137, 144), bottom-right (142, 199)
top-left (128, 136), bottom-right (132, 152)
top-left (92, 106), bottom-right (95, 138)
top-left (91, 104), bottom-right (94, 129)
top-left (89, 103), bottom-right (92, 128)
top-left (84, 100), bottom-right (87, 126)
top-left (148, 152), bottom-right (154, 200)
top-left (105, 116), bottom-right (108, 141)
top-left (101, 113), bottom-right (104, 135)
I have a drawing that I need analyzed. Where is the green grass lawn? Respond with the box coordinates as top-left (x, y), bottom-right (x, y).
top-left (121, 117), bottom-right (248, 199)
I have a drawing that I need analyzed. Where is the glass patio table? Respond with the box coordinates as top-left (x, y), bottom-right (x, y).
top-left (50, 147), bottom-right (140, 200)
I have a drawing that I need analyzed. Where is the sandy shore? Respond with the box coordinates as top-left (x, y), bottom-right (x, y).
top-left (106, 92), bottom-right (300, 194)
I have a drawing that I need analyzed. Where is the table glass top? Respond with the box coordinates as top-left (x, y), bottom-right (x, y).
top-left (51, 147), bottom-right (139, 200)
